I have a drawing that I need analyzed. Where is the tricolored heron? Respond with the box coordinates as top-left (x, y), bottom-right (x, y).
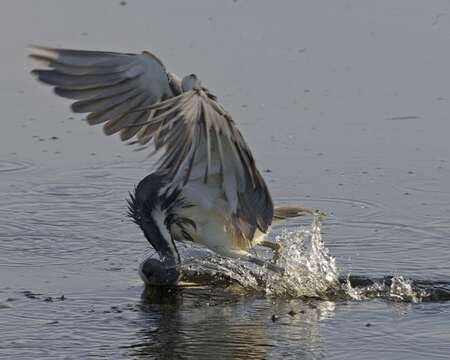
top-left (30, 46), bottom-right (310, 286)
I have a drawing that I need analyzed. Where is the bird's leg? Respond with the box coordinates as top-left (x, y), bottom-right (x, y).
top-left (247, 255), bottom-right (285, 275)
top-left (259, 240), bottom-right (283, 264)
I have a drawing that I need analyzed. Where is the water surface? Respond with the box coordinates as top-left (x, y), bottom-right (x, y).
top-left (1, 1), bottom-right (450, 359)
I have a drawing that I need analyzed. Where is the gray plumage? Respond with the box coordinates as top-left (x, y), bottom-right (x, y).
top-left (30, 46), bottom-right (178, 142)
top-left (29, 45), bottom-right (306, 285)
top-left (30, 45), bottom-right (273, 245)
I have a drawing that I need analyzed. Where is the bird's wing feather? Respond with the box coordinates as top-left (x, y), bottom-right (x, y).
top-left (30, 46), bottom-right (178, 143)
top-left (130, 89), bottom-right (273, 245)
top-left (30, 46), bottom-right (273, 245)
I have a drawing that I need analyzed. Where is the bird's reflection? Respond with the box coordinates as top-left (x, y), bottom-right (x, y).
top-left (141, 285), bottom-right (183, 305)
top-left (124, 283), bottom-right (336, 360)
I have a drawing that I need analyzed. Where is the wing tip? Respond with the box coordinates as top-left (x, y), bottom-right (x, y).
top-left (28, 45), bottom-right (58, 60)
top-left (29, 68), bottom-right (59, 87)
top-left (30, 68), bottom-right (46, 81)
top-left (29, 54), bottom-right (51, 67)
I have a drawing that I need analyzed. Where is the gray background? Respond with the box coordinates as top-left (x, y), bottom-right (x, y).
top-left (1, 1), bottom-right (449, 359)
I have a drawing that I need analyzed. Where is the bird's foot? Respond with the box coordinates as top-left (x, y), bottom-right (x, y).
top-left (259, 240), bottom-right (283, 264)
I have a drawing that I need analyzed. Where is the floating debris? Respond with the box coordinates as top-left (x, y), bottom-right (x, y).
top-left (22, 290), bottom-right (40, 299)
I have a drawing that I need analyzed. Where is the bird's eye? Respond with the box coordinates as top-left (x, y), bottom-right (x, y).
top-left (190, 74), bottom-right (197, 79)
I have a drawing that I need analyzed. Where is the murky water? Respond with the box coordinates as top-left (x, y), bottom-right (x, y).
top-left (2, 1), bottom-right (450, 359)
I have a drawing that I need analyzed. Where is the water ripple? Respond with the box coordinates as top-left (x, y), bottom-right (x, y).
top-left (30, 182), bottom-right (114, 198)
top-left (276, 196), bottom-right (383, 219)
top-left (0, 159), bottom-right (33, 173)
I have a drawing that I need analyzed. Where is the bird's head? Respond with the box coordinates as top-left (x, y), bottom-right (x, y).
top-left (181, 73), bottom-right (202, 92)
top-left (139, 257), bottom-right (181, 287)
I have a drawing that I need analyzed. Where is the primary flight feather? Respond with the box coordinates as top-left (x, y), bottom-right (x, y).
top-left (30, 46), bottom-right (307, 286)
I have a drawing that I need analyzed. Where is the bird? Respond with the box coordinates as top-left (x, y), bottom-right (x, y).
top-left (29, 46), bottom-right (311, 286)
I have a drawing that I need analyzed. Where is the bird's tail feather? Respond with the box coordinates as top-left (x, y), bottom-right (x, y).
top-left (273, 205), bottom-right (313, 222)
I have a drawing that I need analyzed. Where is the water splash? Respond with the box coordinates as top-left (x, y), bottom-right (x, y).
top-left (341, 275), bottom-right (450, 303)
top-left (175, 212), bottom-right (340, 298)
top-left (141, 213), bottom-right (450, 302)
top-left (263, 212), bottom-right (340, 298)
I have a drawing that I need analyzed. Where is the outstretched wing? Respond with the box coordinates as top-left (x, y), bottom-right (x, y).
top-left (30, 46), bottom-right (273, 243)
top-left (30, 46), bottom-right (180, 143)
top-left (129, 89), bottom-right (274, 243)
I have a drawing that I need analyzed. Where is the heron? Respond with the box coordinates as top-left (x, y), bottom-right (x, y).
top-left (30, 46), bottom-right (311, 286)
